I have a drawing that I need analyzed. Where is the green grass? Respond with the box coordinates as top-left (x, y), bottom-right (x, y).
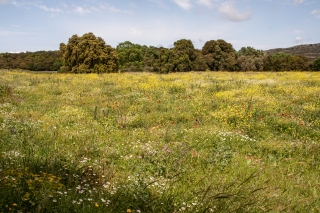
top-left (1, 70), bottom-right (320, 212)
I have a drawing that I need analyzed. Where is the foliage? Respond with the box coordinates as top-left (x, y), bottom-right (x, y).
top-left (313, 57), bottom-right (320, 71)
top-left (0, 51), bottom-right (61, 71)
top-left (263, 52), bottom-right (310, 71)
top-left (116, 41), bottom-right (144, 72)
top-left (59, 33), bottom-right (118, 73)
top-left (192, 50), bottom-right (208, 71)
top-left (143, 46), bottom-right (161, 72)
top-left (170, 39), bottom-right (196, 72)
top-left (202, 39), bottom-right (237, 71)
top-left (115, 39), bottom-right (203, 73)
top-left (1, 70), bottom-right (320, 212)
top-left (238, 46), bottom-right (265, 58)
top-left (158, 48), bottom-right (175, 73)
top-left (237, 56), bottom-right (264, 71)
top-left (237, 47), bottom-right (265, 71)
top-left (290, 55), bottom-right (309, 71)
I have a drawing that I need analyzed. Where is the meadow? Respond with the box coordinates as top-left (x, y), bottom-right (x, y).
top-left (0, 70), bottom-right (320, 212)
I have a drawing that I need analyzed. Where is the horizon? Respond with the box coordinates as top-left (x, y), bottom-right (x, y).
top-left (1, 0), bottom-right (320, 53)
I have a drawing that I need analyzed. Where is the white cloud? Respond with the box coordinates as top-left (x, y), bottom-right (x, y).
top-left (10, 1), bottom-right (26, 7)
top-left (196, 0), bottom-right (216, 8)
top-left (10, 1), bottom-right (64, 14)
top-left (293, 0), bottom-right (304, 5)
top-left (35, 4), bottom-right (63, 13)
top-left (0, 0), bottom-right (7, 4)
top-left (74, 6), bottom-right (90, 15)
top-left (109, 6), bottom-right (133, 14)
top-left (311, 9), bottom-right (320, 18)
top-left (61, 3), bottom-right (68, 8)
top-left (0, 30), bottom-right (36, 36)
top-left (219, 1), bottom-right (252, 22)
top-left (98, 3), bottom-right (134, 14)
top-left (172, 0), bottom-right (193, 10)
top-left (295, 36), bottom-right (303, 43)
top-left (8, 1), bottom-right (133, 15)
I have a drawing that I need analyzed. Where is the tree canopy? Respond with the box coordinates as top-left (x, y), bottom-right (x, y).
top-left (313, 57), bottom-right (320, 71)
top-left (238, 46), bottom-right (265, 57)
top-left (0, 51), bottom-right (61, 71)
top-left (59, 33), bottom-right (118, 73)
top-left (263, 52), bottom-right (310, 71)
top-left (202, 39), bottom-right (237, 71)
top-left (237, 47), bottom-right (265, 71)
top-left (116, 41), bottom-right (144, 71)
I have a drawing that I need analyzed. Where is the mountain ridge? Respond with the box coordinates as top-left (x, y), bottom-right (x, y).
top-left (265, 43), bottom-right (320, 61)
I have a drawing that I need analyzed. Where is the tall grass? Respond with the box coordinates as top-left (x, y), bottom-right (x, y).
top-left (0, 70), bottom-right (320, 212)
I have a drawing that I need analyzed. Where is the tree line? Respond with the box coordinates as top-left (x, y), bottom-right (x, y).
top-left (1, 32), bottom-right (320, 72)
top-left (0, 51), bottom-right (62, 71)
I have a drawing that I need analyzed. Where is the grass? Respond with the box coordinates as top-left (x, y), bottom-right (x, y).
top-left (0, 70), bottom-right (320, 212)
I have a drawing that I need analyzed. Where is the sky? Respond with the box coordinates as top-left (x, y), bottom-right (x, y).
top-left (0, 0), bottom-right (320, 53)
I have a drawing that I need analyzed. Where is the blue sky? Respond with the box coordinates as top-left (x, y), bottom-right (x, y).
top-left (0, 0), bottom-right (320, 53)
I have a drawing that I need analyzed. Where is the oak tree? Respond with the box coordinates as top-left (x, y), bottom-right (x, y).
top-left (172, 39), bottom-right (196, 71)
top-left (202, 39), bottom-right (237, 71)
top-left (237, 47), bottom-right (265, 71)
top-left (60, 32), bottom-right (118, 73)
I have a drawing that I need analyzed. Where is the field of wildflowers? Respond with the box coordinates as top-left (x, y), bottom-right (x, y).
top-left (1, 70), bottom-right (320, 212)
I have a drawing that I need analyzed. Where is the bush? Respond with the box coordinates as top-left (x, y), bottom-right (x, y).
top-left (313, 57), bottom-right (320, 71)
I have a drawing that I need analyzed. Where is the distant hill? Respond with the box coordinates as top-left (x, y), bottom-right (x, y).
top-left (265, 43), bottom-right (320, 61)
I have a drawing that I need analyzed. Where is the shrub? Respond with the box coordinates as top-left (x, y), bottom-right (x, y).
top-left (313, 57), bottom-right (320, 71)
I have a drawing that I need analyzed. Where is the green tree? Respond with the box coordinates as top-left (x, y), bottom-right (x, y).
top-left (313, 57), bottom-right (320, 71)
top-left (237, 47), bottom-right (265, 71)
top-left (53, 60), bottom-right (62, 71)
top-left (172, 39), bottom-right (196, 71)
top-left (192, 50), bottom-right (208, 71)
top-left (238, 46), bottom-right (264, 58)
top-left (60, 32), bottom-right (118, 73)
top-left (264, 52), bottom-right (293, 71)
top-left (173, 39), bottom-right (196, 60)
top-left (290, 55), bottom-right (309, 71)
top-left (142, 46), bottom-right (161, 72)
top-left (237, 56), bottom-right (254, 71)
top-left (202, 39), bottom-right (237, 71)
top-left (116, 41), bottom-right (144, 71)
top-left (161, 49), bottom-right (176, 73)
